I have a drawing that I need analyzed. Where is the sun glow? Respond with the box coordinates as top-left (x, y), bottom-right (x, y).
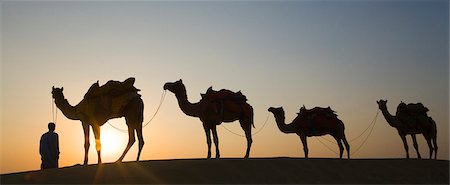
top-left (100, 128), bottom-right (126, 157)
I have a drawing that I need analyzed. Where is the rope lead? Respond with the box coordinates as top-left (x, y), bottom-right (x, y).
top-left (108, 90), bottom-right (167, 133)
top-left (220, 113), bottom-right (271, 137)
top-left (315, 109), bottom-right (380, 156)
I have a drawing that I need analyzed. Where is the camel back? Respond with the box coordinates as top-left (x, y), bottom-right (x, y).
top-left (84, 77), bottom-right (140, 99)
top-left (299, 106), bottom-right (337, 118)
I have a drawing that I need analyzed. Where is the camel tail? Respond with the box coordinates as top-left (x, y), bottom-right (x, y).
top-left (252, 117), bottom-right (255, 128)
top-left (430, 117), bottom-right (438, 159)
top-left (250, 106), bottom-right (255, 128)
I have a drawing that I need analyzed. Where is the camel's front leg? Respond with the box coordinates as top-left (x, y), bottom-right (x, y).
top-left (299, 134), bottom-right (308, 159)
top-left (203, 125), bottom-right (212, 159)
top-left (82, 123), bottom-right (90, 165)
top-left (400, 134), bottom-right (410, 159)
top-left (211, 126), bottom-right (220, 159)
top-left (92, 125), bottom-right (102, 164)
top-left (411, 134), bottom-right (421, 159)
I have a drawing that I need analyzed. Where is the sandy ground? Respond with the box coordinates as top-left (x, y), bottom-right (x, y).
top-left (1, 158), bottom-right (448, 184)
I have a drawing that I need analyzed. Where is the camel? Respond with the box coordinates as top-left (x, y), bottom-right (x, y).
top-left (376, 100), bottom-right (437, 159)
top-left (51, 78), bottom-right (144, 165)
top-left (163, 79), bottom-right (254, 159)
top-left (268, 106), bottom-right (350, 159)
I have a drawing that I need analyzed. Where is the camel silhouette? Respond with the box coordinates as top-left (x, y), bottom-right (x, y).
top-left (377, 100), bottom-right (437, 159)
top-left (163, 79), bottom-right (254, 159)
top-left (268, 106), bottom-right (350, 159)
top-left (51, 78), bottom-right (144, 165)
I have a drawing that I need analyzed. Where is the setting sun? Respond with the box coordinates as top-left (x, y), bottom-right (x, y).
top-left (98, 122), bottom-right (128, 159)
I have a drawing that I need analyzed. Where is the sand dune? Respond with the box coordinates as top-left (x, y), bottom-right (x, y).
top-left (1, 158), bottom-right (448, 184)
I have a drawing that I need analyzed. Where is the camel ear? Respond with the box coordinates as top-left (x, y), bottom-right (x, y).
top-left (52, 86), bottom-right (55, 90)
top-left (201, 93), bottom-right (205, 98)
top-left (179, 79), bottom-right (183, 83)
top-left (207, 86), bottom-right (213, 93)
top-left (61, 87), bottom-right (63, 91)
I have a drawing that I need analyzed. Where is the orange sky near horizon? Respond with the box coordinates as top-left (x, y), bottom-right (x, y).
top-left (1, 1), bottom-right (448, 174)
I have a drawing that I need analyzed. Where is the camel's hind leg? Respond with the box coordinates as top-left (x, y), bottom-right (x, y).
top-left (338, 121), bottom-right (350, 159)
top-left (423, 134), bottom-right (433, 159)
top-left (117, 126), bottom-right (136, 162)
top-left (342, 134), bottom-right (350, 159)
top-left (118, 97), bottom-right (144, 162)
top-left (332, 135), bottom-right (344, 159)
top-left (432, 137), bottom-right (438, 159)
top-left (240, 119), bottom-right (252, 159)
top-left (430, 119), bottom-right (438, 159)
top-left (136, 125), bottom-right (144, 161)
top-left (432, 135), bottom-right (438, 159)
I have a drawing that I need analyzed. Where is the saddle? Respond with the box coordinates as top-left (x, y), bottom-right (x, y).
top-left (200, 87), bottom-right (250, 116)
top-left (201, 87), bottom-right (247, 102)
top-left (84, 77), bottom-right (140, 99)
top-left (396, 102), bottom-right (430, 129)
top-left (298, 106), bottom-right (337, 119)
top-left (396, 102), bottom-right (429, 115)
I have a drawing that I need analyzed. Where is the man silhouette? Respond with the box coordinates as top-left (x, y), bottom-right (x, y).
top-left (40, 122), bottom-right (60, 169)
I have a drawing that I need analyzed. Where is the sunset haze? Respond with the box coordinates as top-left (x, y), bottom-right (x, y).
top-left (1, 1), bottom-right (448, 174)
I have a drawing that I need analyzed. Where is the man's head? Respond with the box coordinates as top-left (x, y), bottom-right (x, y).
top-left (48, 122), bottom-right (56, 132)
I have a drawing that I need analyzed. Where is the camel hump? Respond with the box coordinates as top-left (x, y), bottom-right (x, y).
top-left (204, 88), bottom-right (247, 102)
top-left (299, 106), bottom-right (337, 118)
top-left (84, 77), bottom-right (140, 99)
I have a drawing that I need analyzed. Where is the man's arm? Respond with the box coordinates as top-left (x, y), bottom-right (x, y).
top-left (56, 133), bottom-right (60, 158)
top-left (39, 135), bottom-right (44, 156)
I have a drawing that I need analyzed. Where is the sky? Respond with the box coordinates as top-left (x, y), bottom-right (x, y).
top-left (1, 0), bottom-right (449, 174)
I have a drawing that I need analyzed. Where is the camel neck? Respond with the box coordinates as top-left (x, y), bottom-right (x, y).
top-left (274, 114), bottom-right (297, 134)
top-left (54, 96), bottom-right (80, 120)
top-left (174, 90), bottom-right (200, 118)
top-left (380, 107), bottom-right (398, 127)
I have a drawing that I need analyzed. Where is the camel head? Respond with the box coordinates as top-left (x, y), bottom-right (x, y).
top-left (268, 107), bottom-right (285, 119)
top-left (52, 86), bottom-right (64, 100)
top-left (163, 79), bottom-right (186, 94)
top-left (377, 99), bottom-right (388, 110)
